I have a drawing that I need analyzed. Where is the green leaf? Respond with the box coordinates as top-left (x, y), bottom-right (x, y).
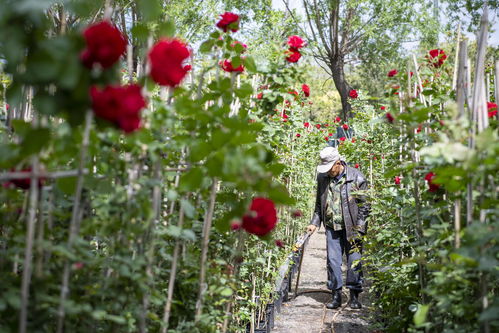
top-left (231, 56), bottom-right (241, 68)
top-left (199, 40), bottom-right (215, 53)
top-left (157, 20), bottom-right (175, 38)
top-left (56, 176), bottom-right (77, 195)
top-left (20, 128), bottom-right (51, 156)
top-left (413, 304), bottom-right (429, 327)
top-left (137, 0), bottom-right (162, 22)
top-left (220, 287), bottom-right (233, 297)
top-left (243, 56), bottom-right (257, 73)
top-left (235, 83), bottom-right (253, 99)
top-left (131, 24), bottom-right (150, 42)
top-left (179, 167), bottom-right (204, 191)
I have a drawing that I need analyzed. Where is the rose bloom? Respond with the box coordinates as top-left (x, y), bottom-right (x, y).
top-left (242, 198), bottom-right (278, 236)
top-left (296, 133), bottom-right (301, 138)
top-left (183, 64), bottom-right (192, 71)
top-left (148, 39), bottom-right (190, 87)
top-left (230, 220), bottom-right (242, 231)
top-left (315, 124), bottom-right (321, 129)
top-left (324, 136), bottom-right (329, 141)
top-left (354, 163), bottom-right (360, 168)
top-left (275, 239), bottom-right (285, 248)
top-left (286, 49), bottom-right (301, 63)
top-left (335, 116), bottom-right (341, 122)
top-left (216, 12), bottom-right (240, 32)
top-left (90, 84), bottom-right (146, 133)
top-left (81, 21), bottom-right (127, 69)
top-left (380, 106), bottom-right (386, 110)
top-left (424, 172), bottom-right (440, 192)
top-left (428, 49), bottom-right (447, 68)
top-left (416, 124), bottom-right (422, 133)
top-left (388, 69), bottom-right (398, 77)
top-left (6, 168), bottom-right (46, 190)
top-left (351, 138), bottom-right (356, 143)
top-left (339, 136), bottom-right (346, 142)
top-left (291, 209), bottom-right (303, 218)
top-left (287, 35), bottom-right (305, 50)
top-left (488, 102), bottom-right (498, 118)
top-left (328, 133), bottom-right (333, 136)
top-left (220, 59), bottom-right (244, 72)
top-left (394, 176), bottom-right (401, 185)
top-left (386, 112), bottom-right (394, 123)
top-left (342, 124), bottom-right (349, 130)
top-left (256, 92), bottom-right (263, 99)
top-left (302, 84), bottom-right (310, 97)
top-left (349, 89), bottom-right (358, 98)
top-left (304, 122), bottom-right (310, 128)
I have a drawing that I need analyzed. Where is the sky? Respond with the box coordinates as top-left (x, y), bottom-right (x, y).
top-left (271, 0), bottom-right (499, 48)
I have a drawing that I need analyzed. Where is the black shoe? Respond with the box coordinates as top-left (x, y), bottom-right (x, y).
top-left (326, 289), bottom-right (342, 309)
top-left (348, 289), bottom-right (362, 309)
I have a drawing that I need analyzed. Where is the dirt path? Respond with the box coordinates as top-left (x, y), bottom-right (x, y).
top-left (273, 229), bottom-right (372, 333)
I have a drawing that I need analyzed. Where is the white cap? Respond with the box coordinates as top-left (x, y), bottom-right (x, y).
top-left (316, 147), bottom-right (343, 173)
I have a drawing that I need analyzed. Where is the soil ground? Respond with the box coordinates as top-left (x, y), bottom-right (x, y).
top-left (273, 228), bottom-right (372, 333)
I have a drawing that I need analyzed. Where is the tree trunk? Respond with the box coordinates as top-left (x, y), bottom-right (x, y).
top-left (330, 54), bottom-right (353, 120)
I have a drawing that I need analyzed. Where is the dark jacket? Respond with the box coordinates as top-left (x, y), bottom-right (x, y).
top-left (310, 164), bottom-right (371, 241)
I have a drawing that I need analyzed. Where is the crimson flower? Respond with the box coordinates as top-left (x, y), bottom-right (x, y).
top-left (80, 21), bottom-right (127, 69)
top-left (256, 92), bottom-right (263, 99)
top-left (5, 168), bottom-right (46, 190)
top-left (315, 124), bottom-right (321, 129)
top-left (428, 49), bottom-right (447, 68)
top-left (148, 39), bottom-right (190, 87)
top-left (304, 122), bottom-right (310, 128)
top-left (220, 59), bottom-right (244, 72)
top-left (409, 71), bottom-right (414, 77)
top-left (291, 210), bottom-right (303, 218)
top-left (386, 112), bottom-right (394, 123)
top-left (183, 64), bottom-right (192, 71)
top-left (339, 137), bottom-right (346, 142)
top-left (90, 84), bottom-right (146, 133)
top-left (488, 102), bottom-right (497, 118)
top-left (287, 35), bottom-right (305, 50)
top-left (335, 116), bottom-right (341, 123)
top-left (354, 164), bottom-right (359, 169)
top-left (342, 124), bottom-right (349, 130)
top-left (275, 239), bottom-right (285, 248)
top-left (286, 49), bottom-right (301, 63)
top-left (296, 133), bottom-right (301, 138)
top-left (242, 198), bottom-right (278, 236)
top-left (394, 176), bottom-right (401, 185)
top-left (328, 133), bottom-right (333, 136)
top-left (302, 84), bottom-right (310, 97)
top-left (424, 172), bottom-right (440, 192)
top-left (380, 106), bottom-right (386, 110)
top-left (388, 69), bottom-right (398, 77)
top-left (216, 12), bottom-right (240, 32)
top-left (230, 220), bottom-right (242, 231)
top-left (349, 89), bottom-right (358, 98)
top-left (324, 137), bottom-right (329, 141)
top-left (351, 138), bottom-right (356, 143)
top-left (416, 124), bottom-right (422, 133)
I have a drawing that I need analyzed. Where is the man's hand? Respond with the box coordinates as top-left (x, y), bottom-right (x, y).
top-left (306, 224), bottom-right (317, 234)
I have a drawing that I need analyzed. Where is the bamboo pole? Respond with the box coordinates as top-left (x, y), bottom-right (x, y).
top-left (452, 23), bottom-right (462, 90)
top-left (56, 111), bottom-right (93, 333)
top-left (456, 40), bottom-right (468, 118)
top-left (161, 197), bottom-right (187, 333)
top-left (194, 178), bottom-right (219, 322)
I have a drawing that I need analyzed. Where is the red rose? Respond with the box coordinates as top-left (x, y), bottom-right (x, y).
top-left (289, 90), bottom-right (299, 97)
top-left (81, 21), bottom-right (127, 69)
top-left (335, 116), bottom-right (341, 123)
top-left (388, 69), bottom-right (398, 77)
top-left (220, 59), bottom-right (244, 72)
top-left (386, 112), bottom-right (394, 123)
top-left (286, 49), bottom-right (301, 63)
top-left (256, 92), bottom-right (263, 99)
top-left (339, 137), bottom-right (346, 142)
top-left (324, 136), bottom-right (329, 141)
top-left (304, 122), bottom-right (310, 128)
top-left (230, 220), bottom-right (242, 231)
top-left (488, 102), bottom-right (498, 118)
top-left (6, 168), bottom-right (46, 190)
top-left (373, 156), bottom-right (377, 160)
top-left (428, 49), bottom-right (447, 68)
top-left (342, 124), bottom-right (349, 130)
top-left (328, 133), bottom-right (333, 136)
top-left (216, 12), bottom-right (240, 32)
top-left (349, 89), bottom-right (358, 98)
top-left (90, 84), bottom-right (146, 133)
top-left (5, 103), bottom-right (9, 111)
top-left (424, 172), bottom-right (440, 192)
top-left (380, 106), bottom-right (386, 111)
top-left (296, 133), bottom-right (301, 138)
top-left (287, 35), bottom-right (305, 50)
top-left (282, 113), bottom-right (288, 121)
top-left (275, 239), bottom-right (285, 248)
top-left (242, 198), bottom-right (278, 236)
top-left (291, 210), bottom-right (303, 218)
top-left (394, 176), bottom-right (401, 185)
top-left (315, 124), bottom-right (321, 129)
top-left (351, 138), bottom-right (356, 143)
top-left (324, 124), bottom-right (329, 127)
top-left (354, 163), bottom-right (359, 169)
top-left (183, 64), bottom-right (192, 71)
top-left (148, 39), bottom-right (190, 87)
top-left (302, 84), bottom-right (310, 97)
top-left (416, 124), bottom-right (422, 133)
top-left (439, 120), bottom-right (445, 126)
top-left (409, 71), bottom-right (414, 77)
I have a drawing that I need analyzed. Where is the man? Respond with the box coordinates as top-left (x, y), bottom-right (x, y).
top-left (306, 146), bottom-right (370, 309)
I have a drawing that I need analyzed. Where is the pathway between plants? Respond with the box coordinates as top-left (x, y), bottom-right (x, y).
top-left (273, 229), bottom-right (372, 333)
